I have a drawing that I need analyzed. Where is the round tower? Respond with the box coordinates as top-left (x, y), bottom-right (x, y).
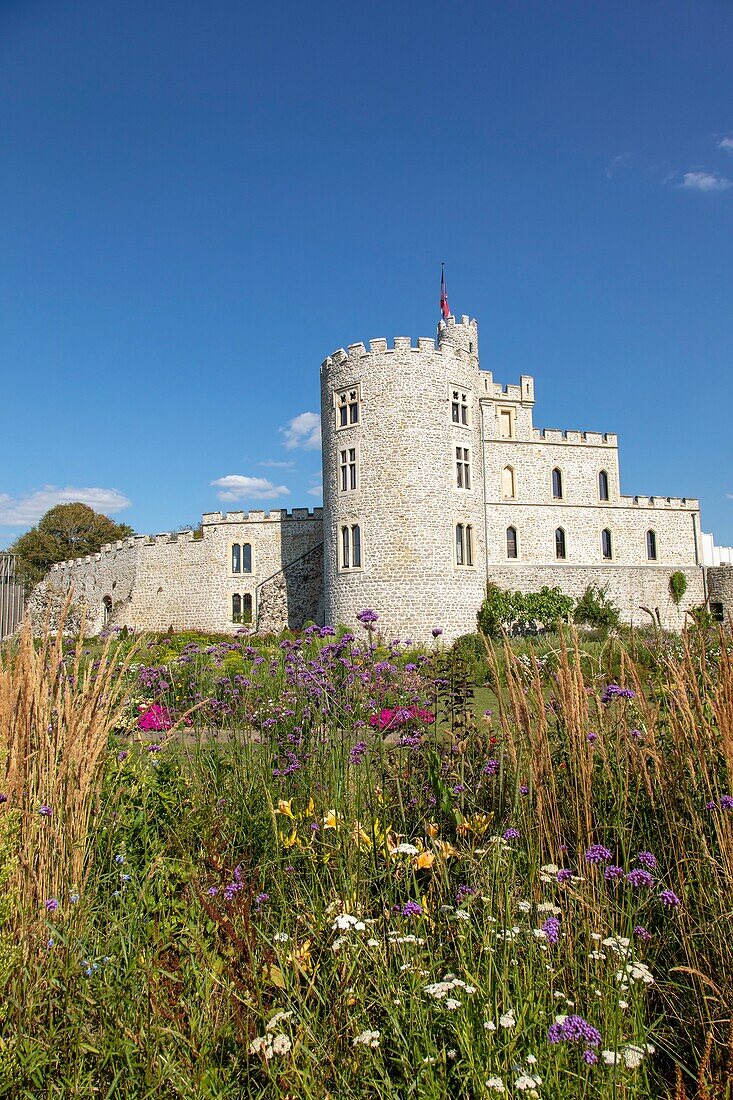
top-left (320, 315), bottom-right (485, 644)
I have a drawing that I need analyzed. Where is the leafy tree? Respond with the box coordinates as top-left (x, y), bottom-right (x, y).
top-left (477, 583), bottom-right (574, 638)
top-left (10, 503), bottom-right (134, 591)
top-left (574, 584), bottom-right (621, 630)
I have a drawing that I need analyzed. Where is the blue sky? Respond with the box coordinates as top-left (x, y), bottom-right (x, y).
top-left (1, 0), bottom-right (732, 547)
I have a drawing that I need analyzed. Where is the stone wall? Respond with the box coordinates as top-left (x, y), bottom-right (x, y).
top-left (707, 565), bottom-right (733, 622)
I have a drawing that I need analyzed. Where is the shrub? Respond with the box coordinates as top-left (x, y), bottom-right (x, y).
top-left (476, 583), bottom-right (515, 639)
top-left (477, 583), bottom-right (574, 638)
top-left (574, 584), bottom-right (621, 630)
top-left (669, 570), bottom-right (688, 606)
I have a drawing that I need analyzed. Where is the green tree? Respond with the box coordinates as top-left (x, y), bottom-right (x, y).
top-left (10, 503), bottom-right (134, 591)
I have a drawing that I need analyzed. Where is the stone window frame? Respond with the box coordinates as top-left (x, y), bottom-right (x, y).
top-left (501, 465), bottom-right (517, 500)
top-left (232, 592), bottom-right (254, 624)
top-left (338, 520), bottom-right (363, 572)
top-left (598, 469), bottom-right (610, 502)
top-left (555, 526), bottom-right (567, 560)
top-left (506, 525), bottom-right (518, 560)
top-left (497, 407), bottom-right (512, 440)
top-left (454, 521), bottom-right (475, 568)
top-left (455, 444), bottom-right (472, 491)
top-left (449, 383), bottom-right (472, 428)
top-left (646, 529), bottom-right (658, 561)
top-left (231, 542), bottom-right (253, 575)
top-left (338, 443), bottom-right (360, 494)
top-left (334, 383), bottom-right (362, 431)
top-left (552, 467), bottom-right (564, 500)
top-left (601, 528), bottom-right (613, 561)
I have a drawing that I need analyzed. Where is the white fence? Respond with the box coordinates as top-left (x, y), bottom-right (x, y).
top-left (0, 553), bottom-right (25, 639)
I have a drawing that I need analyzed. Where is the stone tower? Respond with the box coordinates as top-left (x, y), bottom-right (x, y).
top-left (320, 316), bottom-right (486, 643)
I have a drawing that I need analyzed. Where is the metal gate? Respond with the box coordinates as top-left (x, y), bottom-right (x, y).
top-left (0, 553), bottom-right (25, 639)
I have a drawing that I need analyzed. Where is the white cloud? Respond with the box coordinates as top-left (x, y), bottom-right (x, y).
top-left (680, 171), bottom-right (732, 192)
top-left (718, 137), bottom-right (733, 153)
top-left (307, 482), bottom-right (323, 498)
top-left (604, 153), bottom-right (632, 179)
top-left (280, 411), bottom-right (321, 451)
top-left (210, 475), bottom-right (289, 502)
top-left (0, 485), bottom-right (131, 527)
top-left (258, 459), bottom-right (296, 469)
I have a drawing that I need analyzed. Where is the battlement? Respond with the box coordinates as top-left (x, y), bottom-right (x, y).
top-left (321, 316), bottom-right (478, 370)
top-left (620, 495), bottom-right (699, 510)
top-left (531, 428), bottom-right (618, 446)
top-left (480, 373), bottom-right (535, 404)
top-left (201, 508), bottom-right (324, 525)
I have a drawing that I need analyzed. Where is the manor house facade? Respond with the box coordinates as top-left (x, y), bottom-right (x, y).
top-left (33, 315), bottom-right (732, 642)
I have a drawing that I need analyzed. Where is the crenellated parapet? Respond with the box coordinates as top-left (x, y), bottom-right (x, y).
top-left (320, 315), bottom-right (479, 373)
top-left (532, 428), bottom-right (618, 446)
top-left (620, 495), bottom-right (700, 510)
top-left (201, 508), bottom-right (323, 524)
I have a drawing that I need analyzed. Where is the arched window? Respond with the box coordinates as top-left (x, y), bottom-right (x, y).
top-left (232, 594), bottom-right (242, 622)
top-left (501, 465), bottom-right (516, 499)
top-left (102, 595), bottom-right (112, 625)
top-left (555, 527), bottom-right (566, 560)
top-left (601, 529), bottom-right (613, 560)
top-left (506, 526), bottom-right (518, 559)
top-left (232, 544), bottom-right (241, 573)
top-left (599, 470), bottom-right (609, 501)
top-left (552, 468), bottom-right (563, 500)
top-left (242, 543), bottom-right (252, 573)
top-left (646, 529), bottom-right (657, 561)
top-left (455, 523), bottom-right (474, 567)
top-left (340, 524), bottom-right (362, 570)
top-left (242, 593), bottom-right (253, 623)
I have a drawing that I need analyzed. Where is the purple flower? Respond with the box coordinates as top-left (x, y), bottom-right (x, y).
top-left (255, 892), bottom-right (270, 908)
top-left (38, 805), bottom-right (52, 817)
top-left (45, 898), bottom-right (59, 912)
top-left (431, 627), bottom-right (443, 638)
top-left (520, 784), bottom-right (529, 795)
top-left (0, 794), bottom-right (7, 804)
top-left (504, 828), bottom-right (520, 840)
top-left (542, 917), bottom-right (561, 945)
top-left (637, 850), bottom-right (657, 869)
top-left (706, 800), bottom-right (717, 810)
top-left (659, 888), bottom-right (681, 909)
top-left (583, 1050), bottom-right (598, 1065)
top-left (556, 868), bottom-right (573, 883)
top-left (604, 865), bottom-right (624, 882)
top-left (147, 743), bottom-right (163, 753)
top-left (720, 795), bottom-right (733, 811)
top-left (547, 1015), bottom-right (602, 1047)
top-left (633, 925), bottom-right (652, 942)
top-left (400, 901), bottom-right (423, 917)
top-left (626, 868), bottom-right (654, 889)
top-left (356, 608), bottom-right (379, 628)
top-left (455, 885), bottom-right (477, 905)
top-left (584, 844), bottom-right (613, 864)
top-left (207, 886), bottom-right (219, 896)
top-left (349, 741), bottom-right (367, 765)
top-left (586, 731), bottom-right (598, 743)
top-left (483, 759), bottom-right (500, 776)
top-left (601, 684), bottom-right (636, 704)
top-left (117, 750), bottom-right (128, 762)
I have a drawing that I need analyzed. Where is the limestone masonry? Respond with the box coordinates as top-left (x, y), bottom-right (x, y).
top-left (32, 315), bottom-right (732, 642)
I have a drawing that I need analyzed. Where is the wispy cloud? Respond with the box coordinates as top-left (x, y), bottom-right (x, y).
top-left (680, 170), bottom-right (731, 193)
top-left (210, 475), bottom-right (289, 502)
top-left (604, 153), bottom-right (632, 179)
top-left (0, 485), bottom-right (131, 527)
top-left (280, 411), bottom-right (321, 451)
top-left (718, 137), bottom-right (733, 153)
top-left (258, 459), bottom-right (296, 469)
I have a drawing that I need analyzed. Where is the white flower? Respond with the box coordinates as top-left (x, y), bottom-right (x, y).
top-left (367, 938), bottom-right (380, 947)
top-left (486, 1078), bottom-right (505, 1092)
top-left (618, 1000), bottom-right (628, 1009)
top-left (394, 843), bottom-right (420, 856)
top-left (526, 1054), bottom-right (537, 1064)
top-left (499, 1010), bottom-right (516, 1028)
top-left (536, 902), bottom-right (561, 916)
top-left (446, 1048), bottom-right (458, 1058)
top-left (484, 1020), bottom-right (496, 1031)
top-left (621, 1044), bottom-right (649, 1069)
top-left (588, 951), bottom-right (606, 960)
top-left (273, 931), bottom-right (289, 942)
top-left (266, 1010), bottom-right (293, 1031)
top-left (353, 1029), bottom-right (380, 1048)
top-left (515, 1073), bottom-right (542, 1091)
top-left (518, 900), bottom-right (532, 913)
top-left (444, 998), bottom-right (462, 1011)
top-left (602, 1050), bottom-right (620, 1065)
top-left (454, 909), bottom-right (470, 921)
top-left (270, 1033), bottom-right (292, 1056)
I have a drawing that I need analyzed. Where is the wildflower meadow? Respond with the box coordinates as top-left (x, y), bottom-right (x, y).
top-left (0, 605), bottom-right (732, 1099)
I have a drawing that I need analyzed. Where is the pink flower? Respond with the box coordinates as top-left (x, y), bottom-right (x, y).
top-left (137, 704), bottom-right (173, 732)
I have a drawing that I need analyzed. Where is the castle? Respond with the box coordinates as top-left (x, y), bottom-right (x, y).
top-left (32, 314), bottom-right (733, 643)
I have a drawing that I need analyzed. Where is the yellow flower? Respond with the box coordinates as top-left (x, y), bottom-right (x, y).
top-left (279, 828), bottom-right (298, 849)
top-left (323, 809), bottom-right (341, 830)
top-left (414, 851), bottom-right (436, 870)
top-left (426, 822), bottom-right (439, 838)
top-left (435, 839), bottom-right (460, 859)
top-left (276, 799), bottom-right (295, 819)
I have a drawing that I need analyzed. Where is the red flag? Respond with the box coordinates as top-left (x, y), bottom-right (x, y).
top-left (440, 266), bottom-right (450, 320)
